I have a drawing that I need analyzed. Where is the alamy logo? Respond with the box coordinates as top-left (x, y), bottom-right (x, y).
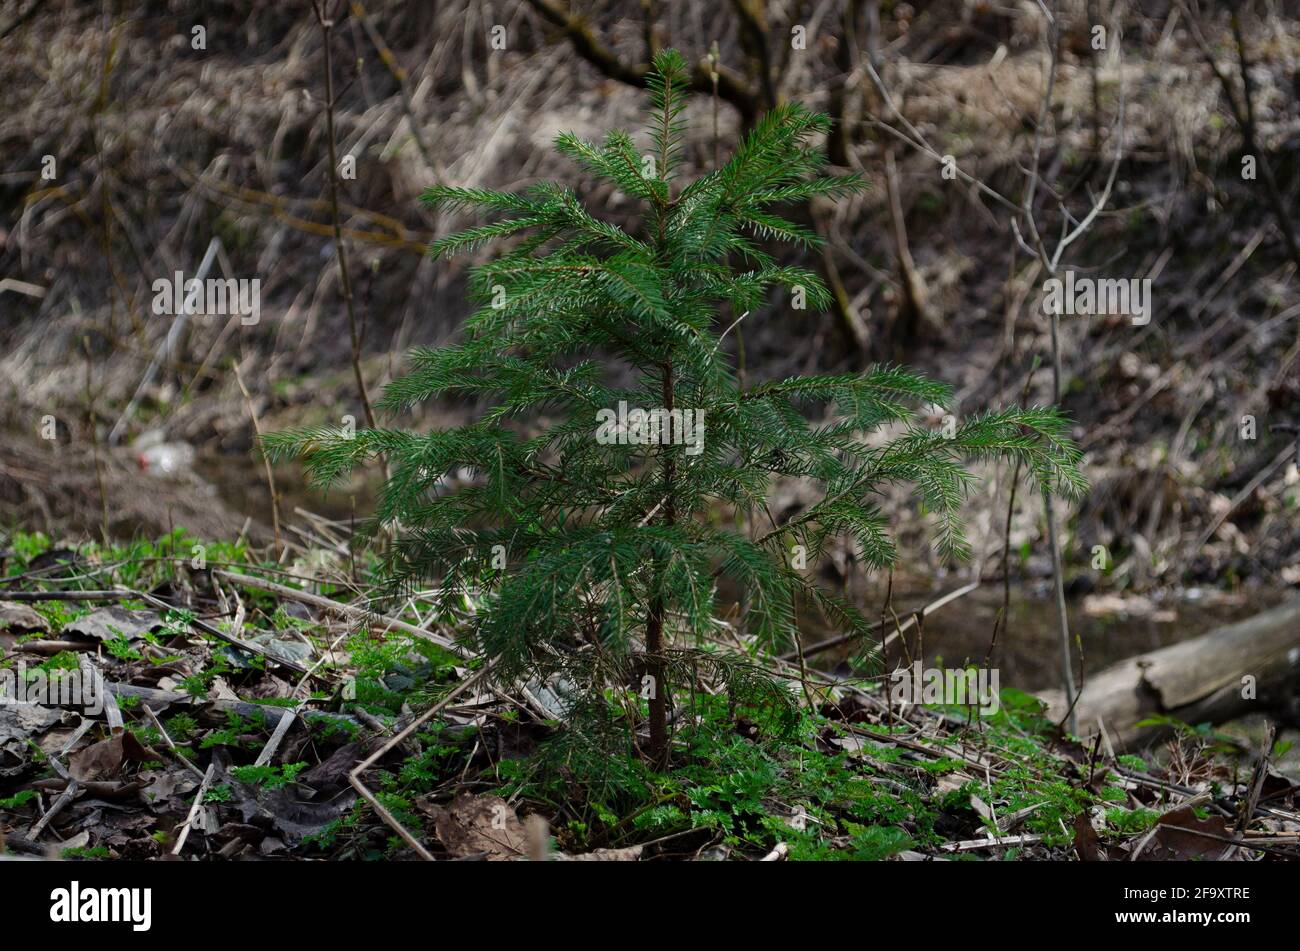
top-left (0, 662), bottom-right (104, 715)
top-left (1041, 270), bottom-right (1151, 326)
top-left (889, 662), bottom-right (1001, 716)
top-left (152, 271), bottom-right (261, 325)
top-left (595, 401), bottom-right (705, 456)
top-left (50, 882), bottom-right (152, 932)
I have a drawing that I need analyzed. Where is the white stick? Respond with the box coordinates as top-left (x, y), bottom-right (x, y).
top-left (172, 762), bottom-right (217, 856)
top-left (109, 236), bottom-right (222, 445)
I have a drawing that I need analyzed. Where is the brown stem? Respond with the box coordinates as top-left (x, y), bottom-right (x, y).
top-left (523, 0), bottom-right (760, 127)
top-left (233, 360), bottom-right (283, 557)
top-left (1181, 3), bottom-right (1300, 274)
top-left (1227, 12), bottom-right (1300, 273)
top-left (349, 1), bottom-right (441, 179)
top-left (827, 0), bottom-right (863, 166)
top-left (729, 0), bottom-right (776, 111)
top-left (645, 359), bottom-right (676, 769)
top-left (883, 144), bottom-right (932, 345)
top-left (82, 337), bottom-right (110, 545)
top-left (314, 2), bottom-right (378, 431)
top-left (640, 0), bottom-right (659, 60)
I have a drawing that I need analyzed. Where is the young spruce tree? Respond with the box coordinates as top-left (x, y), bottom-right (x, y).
top-left (266, 51), bottom-right (1085, 768)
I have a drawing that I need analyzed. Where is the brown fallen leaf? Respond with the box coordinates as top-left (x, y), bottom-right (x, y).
top-left (0, 702), bottom-right (66, 777)
top-left (139, 768), bottom-right (198, 812)
top-left (298, 741), bottom-right (362, 795)
top-left (63, 607), bottom-right (161, 643)
top-left (1141, 804), bottom-right (1236, 861)
top-left (1073, 811), bottom-right (1105, 861)
top-left (0, 601), bottom-right (50, 647)
top-left (420, 793), bottom-right (527, 860)
top-left (1259, 770), bottom-right (1298, 806)
top-left (68, 731), bottom-right (152, 782)
top-left (219, 755), bottom-right (358, 844)
top-left (934, 772), bottom-right (974, 797)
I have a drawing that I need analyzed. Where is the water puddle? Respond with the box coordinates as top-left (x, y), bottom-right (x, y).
top-left (801, 581), bottom-right (1292, 691)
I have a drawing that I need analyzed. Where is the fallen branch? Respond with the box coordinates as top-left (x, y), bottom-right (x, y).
top-left (348, 663), bottom-right (496, 860)
top-left (172, 762), bottom-right (217, 856)
top-left (940, 833), bottom-right (1042, 853)
top-left (143, 704), bottom-right (206, 780)
top-left (253, 708), bottom-right (297, 768)
top-left (0, 586), bottom-right (310, 674)
top-left (102, 680), bottom-right (358, 727)
top-left (214, 569), bottom-right (468, 658)
top-left (781, 580), bottom-right (980, 662)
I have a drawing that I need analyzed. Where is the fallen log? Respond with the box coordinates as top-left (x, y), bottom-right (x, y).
top-left (1038, 597), bottom-right (1300, 747)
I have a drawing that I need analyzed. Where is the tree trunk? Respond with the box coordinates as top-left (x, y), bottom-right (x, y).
top-left (645, 597), bottom-right (668, 769)
top-left (644, 361), bottom-right (676, 770)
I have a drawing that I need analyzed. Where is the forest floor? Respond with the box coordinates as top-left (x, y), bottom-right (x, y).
top-left (2, 529), bottom-right (1298, 862)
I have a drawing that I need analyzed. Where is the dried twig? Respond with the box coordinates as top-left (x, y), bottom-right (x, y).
top-left (310, 0), bottom-right (378, 433)
top-left (233, 360), bottom-right (283, 556)
top-left (143, 705), bottom-right (205, 780)
top-left (348, 663), bottom-right (497, 860)
top-left (940, 833), bottom-right (1042, 853)
top-left (214, 568), bottom-right (466, 657)
top-left (253, 708), bottom-right (297, 768)
top-left (172, 761), bottom-right (217, 855)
